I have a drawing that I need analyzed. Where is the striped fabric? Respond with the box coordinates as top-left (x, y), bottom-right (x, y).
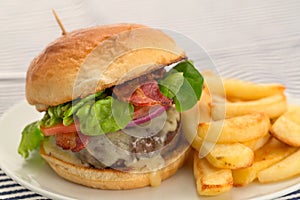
top-left (277, 191), bottom-right (300, 200)
top-left (0, 169), bottom-right (48, 200)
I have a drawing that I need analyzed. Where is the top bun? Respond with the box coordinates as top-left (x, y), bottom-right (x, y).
top-left (26, 23), bottom-right (186, 111)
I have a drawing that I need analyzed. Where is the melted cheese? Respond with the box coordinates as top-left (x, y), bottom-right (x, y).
top-left (149, 171), bottom-right (162, 187)
top-left (43, 137), bottom-right (88, 167)
top-left (129, 154), bottom-right (165, 171)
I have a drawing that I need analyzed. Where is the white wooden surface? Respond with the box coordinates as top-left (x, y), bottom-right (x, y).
top-left (0, 0), bottom-right (299, 199)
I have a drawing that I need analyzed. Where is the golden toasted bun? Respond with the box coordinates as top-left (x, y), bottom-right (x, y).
top-left (26, 24), bottom-right (185, 111)
top-left (40, 140), bottom-right (190, 190)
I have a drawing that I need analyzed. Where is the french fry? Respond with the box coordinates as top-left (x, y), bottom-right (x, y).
top-left (232, 138), bottom-right (297, 186)
top-left (225, 94), bottom-right (287, 119)
top-left (202, 71), bottom-right (226, 96)
top-left (224, 94), bottom-right (287, 119)
top-left (193, 152), bottom-right (233, 196)
top-left (191, 136), bottom-right (255, 169)
top-left (242, 134), bottom-right (271, 151)
top-left (198, 112), bottom-right (270, 143)
top-left (190, 134), bottom-right (203, 151)
top-left (190, 135), bottom-right (218, 158)
top-left (211, 94), bottom-right (226, 121)
top-left (223, 79), bottom-right (285, 101)
top-left (192, 74), bottom-right (300, 196)
top-left (270, 105), bottom-right (300, 147)
top-left (198, 85), bottom-right (212, 123)
top-left (258, 148), bottom-right (300, 183)
top-left (206, 143), bottom-right (254, 169)
top-left (202, 71), bottom-right (226, 121)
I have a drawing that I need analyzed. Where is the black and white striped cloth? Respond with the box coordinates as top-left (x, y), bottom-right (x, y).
top-left (0, 169), bottom-right (48, 200)
top-left (1, 171), bottom-right (300, 200)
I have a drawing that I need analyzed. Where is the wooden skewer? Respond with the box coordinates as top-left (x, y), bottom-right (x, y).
top-left (52, 9), bottom-right (67, 35)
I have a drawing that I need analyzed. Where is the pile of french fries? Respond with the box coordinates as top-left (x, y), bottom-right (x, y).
top-left (191, 72), bottom-right (300, 196)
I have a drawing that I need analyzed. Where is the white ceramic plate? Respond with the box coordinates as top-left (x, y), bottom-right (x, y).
top-left (1, 99), bottom-right (300, 200)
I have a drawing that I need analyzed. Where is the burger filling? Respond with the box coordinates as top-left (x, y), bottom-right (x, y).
top-left (76, 106), bottom-right (182, 170)
top-left (18, 60), bottom-right (204, 170)
top-left (42, 106), bottom-right (184, 171)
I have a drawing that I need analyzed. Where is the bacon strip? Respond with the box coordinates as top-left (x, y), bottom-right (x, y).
top-left (113, 69), bottom-right (170, 106)
top-left (55, 132), bottom-right (89, 152)
top-left (129, 81), bottom-right (173, 106)
top-left (133, 106), bottom-right (152, 120)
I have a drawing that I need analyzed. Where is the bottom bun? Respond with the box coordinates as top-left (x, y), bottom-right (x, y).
top-left (40, 140), bottom-right (190, 190)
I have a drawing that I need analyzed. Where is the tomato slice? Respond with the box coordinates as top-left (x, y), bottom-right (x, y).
top-left (40, 123), bottom-right (78, 136)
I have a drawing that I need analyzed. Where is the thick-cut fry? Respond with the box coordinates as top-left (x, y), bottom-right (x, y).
top-left (198, 113), bottom-right (270, 143)
top-left (190, 136), bottom-right (218, 158)
top-left (192, 73), bottom-right (299, 195)
top-left (211, 94), bottom-right (226, 121)
top-left (191, 137), bottom-right (255, 168)
top-left (198, 85), bottom-right (212, 123)
top-left (193, 152), bottom-right (233, 196)
top-left (190, 134), bottom-right (202, 151)
top-left (258, 148), bottom-right (300, 183)
top-left (183, 87), bottom-right (213, 150)
top-left (270, 105), bottom-right (300, 147)
top-left (202, 71), bottom-right (226, 96)
top-left (202, 71), bottom-right (226, 121)
top-left (224, 94), bottom-right (287, 119)
top-left (232, 138), bottom-right (297, 186)
top-left (206, 143), bottom-right (254, 169)
top-left (223, 79), bottom-right (285, 101)
top-left (242, 134), bottom-right (271, 151)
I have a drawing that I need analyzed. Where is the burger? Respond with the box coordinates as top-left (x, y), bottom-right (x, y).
top-left (18, 23), bottom-right (204, 189)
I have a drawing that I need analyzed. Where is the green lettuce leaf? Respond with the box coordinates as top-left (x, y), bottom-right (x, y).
top-left (76, 96), bottom-right (134, 136)
top-left (173, 78), bottom-right (198, 111)
top-left (64, 91), bottom-right (106, 119)
top-left (40, 91), bottom-right (107, 128)
top-left (159, 72), bottom-right (184, 99)
top-left (173, 60), bottom-right (203, 100)
top-left (18, 121), bottom-right (44, 158)
top-left (159, 60), bottom-right (204, 112)
top-left (40, 102), bottom-right (72, 127)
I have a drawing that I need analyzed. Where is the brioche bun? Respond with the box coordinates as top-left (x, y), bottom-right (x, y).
top-left (26, 24), bottom-right (186, 111)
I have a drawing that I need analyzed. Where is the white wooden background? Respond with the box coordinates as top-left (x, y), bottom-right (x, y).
top-left (0, 0), bottom-right (299, 199)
